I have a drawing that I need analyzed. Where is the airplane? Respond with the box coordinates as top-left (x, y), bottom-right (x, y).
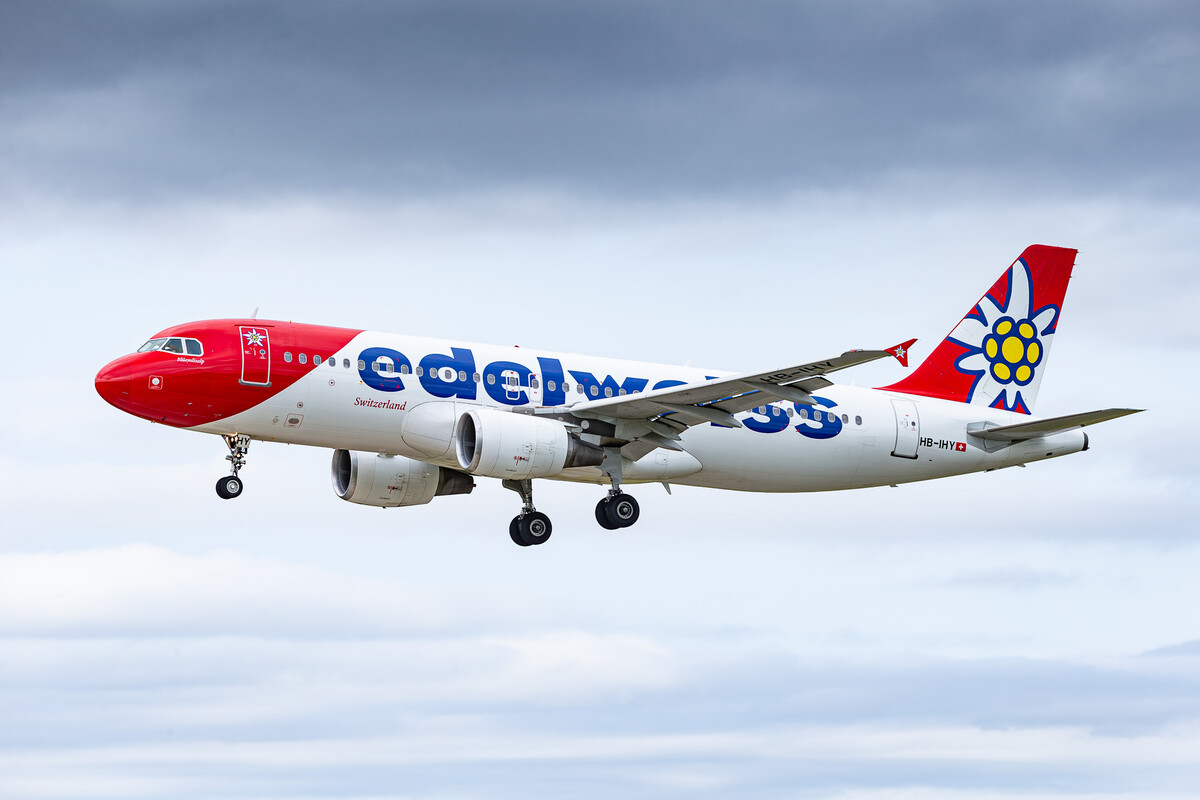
top-left (95, 245), bottom-right (1141, 546)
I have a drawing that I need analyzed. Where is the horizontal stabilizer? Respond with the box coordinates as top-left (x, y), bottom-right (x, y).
top-left (967, 408), bottom-right (1143, 441)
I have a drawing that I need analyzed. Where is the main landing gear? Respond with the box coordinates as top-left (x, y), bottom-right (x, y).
top-left (500, 449), bottom-right (642, 547)
top-left (216, 433), bottom-right (250, 499)
top-left (503, 479), bottom-right (552, 547)
top-left (595, 446), bottom-right (640, 530)
top-left (595, 491), bottom-right (640, 530)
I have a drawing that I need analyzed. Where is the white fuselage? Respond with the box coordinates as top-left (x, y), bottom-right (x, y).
top-left (193, 331), bottom-right (1086, 492)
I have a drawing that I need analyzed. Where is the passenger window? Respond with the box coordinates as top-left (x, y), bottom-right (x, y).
top-left (314, 355), bottom-right (322, 366)
top-left (357, 359), bottom-right (365, 370)
top-left (459, 370), bottom-right (468, 382)
top-left (415, 366), bottom-right (424, 377)
top-left (400, 364), bottom-right (410, 374)
top-left (371, 361), bottom-right (379, 372)
top-left (473, 373), bottom-right (481, 382)
top-left (163, 338), bottom-right (184, 354)
top-left (798, 408), bottom-right (807, 419)
top-left (530, 377), bottom-right (539, 389)
top-left (576, 385), bottom-right (584, 394)
top-left (385, 363), bottom-right (394, 373)
top-left (604, 387), bottom-right (613, 398)
top-left (284, 352), bottom-right (293, 363)
top-left (548, 380), bottom-right (556, 392)
top-left (299, 353), bottom-right (307, 365)
top-left (618, 389), bottom-right (626, 396)
top-left (842, 414), bottom-right (849, 423)
top-left (590, 385), bottom-right (599, 397)
top-left (185, 339), bottom-right (202, 356)
top-left (855, 415), bottom-right (863, 425)
top-left (487, 374), bottom-right (495, 385)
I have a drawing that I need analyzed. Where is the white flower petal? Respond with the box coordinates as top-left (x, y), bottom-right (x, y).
top-left (1006, 262), bottom-right (1033, 319)
top-left (949, 317), bottom-right (989, 348)
top-left (957, 353), bottom-right (989, 372)
top-left (1032, 305), bottom-right (1057, 333)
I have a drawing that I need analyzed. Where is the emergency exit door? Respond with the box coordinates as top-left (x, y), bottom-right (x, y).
top-left (891, 399), bottom-right (920, 459)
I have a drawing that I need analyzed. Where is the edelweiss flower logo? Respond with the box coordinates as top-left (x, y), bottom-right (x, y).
top-left (243, 329), bottom-right (266, 347)
top-left (981, 317), bottom-right (1041, 385)
top-left (949, 259), bottom-right (1058, 413)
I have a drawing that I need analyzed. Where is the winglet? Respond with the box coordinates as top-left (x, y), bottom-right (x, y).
top-left (888, 339), bottom-right (918, 368)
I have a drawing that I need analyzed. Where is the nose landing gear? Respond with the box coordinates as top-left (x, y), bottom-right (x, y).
top-left (216, 433), bottom-right (250, 499)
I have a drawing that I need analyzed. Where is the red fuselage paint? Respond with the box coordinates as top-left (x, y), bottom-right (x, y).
top-left (95, 319), bottom-right (362, 427)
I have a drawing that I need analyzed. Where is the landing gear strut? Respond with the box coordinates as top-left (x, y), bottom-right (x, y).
top-left (216, 433), bottom-right (250, 499)
top-left (595, 447), bottom-right (640, 530)
top-left (503, 478), bottom-right (552, 547)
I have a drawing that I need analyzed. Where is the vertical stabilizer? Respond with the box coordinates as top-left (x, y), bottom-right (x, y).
top-left (881, 245), bottom-right (1076, 414)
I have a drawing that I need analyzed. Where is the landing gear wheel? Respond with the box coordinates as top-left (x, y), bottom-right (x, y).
top-left (517, 511), bottom-right (553, 546)
top-left (215, 475), bottom-right (243, 499)
top-left (604, 493), bottom-right (639, 528)
top-left (595, 497), bottom-right (620, 530)
top-left (509, 517), bottom-right (530, 547)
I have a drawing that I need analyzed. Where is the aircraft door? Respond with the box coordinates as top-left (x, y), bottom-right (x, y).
top-left (890, 399), bottom-right (919, 459)
top-left (239, 326), bottom-right (272, 386)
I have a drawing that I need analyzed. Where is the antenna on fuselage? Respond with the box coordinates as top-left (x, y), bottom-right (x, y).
top-left (251, 307), bottom-right (259, 319)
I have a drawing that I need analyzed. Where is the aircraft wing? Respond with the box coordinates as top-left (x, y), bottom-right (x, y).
top-left (548, 340), bottom-right (916, 456)
top-left (966, 408), bottom-right (1144, 441)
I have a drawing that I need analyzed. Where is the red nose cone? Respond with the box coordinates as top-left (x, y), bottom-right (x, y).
top-left (95, 360), bottom-right (133, 410)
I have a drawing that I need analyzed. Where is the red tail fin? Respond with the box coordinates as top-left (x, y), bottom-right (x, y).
top-left (880, 245), bottom-right (1076, 414)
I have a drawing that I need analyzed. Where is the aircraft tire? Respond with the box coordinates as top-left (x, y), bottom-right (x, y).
top-left (517, 512), bottom-right (552, 546)
top-left (216, 475), bottom-right (243, 499)
top-left (595, 498), bottom-right (620, 530)
top-left (604, 493), bottom-right (640, 529)
top-left (509, 517), bottom-right (530, 547)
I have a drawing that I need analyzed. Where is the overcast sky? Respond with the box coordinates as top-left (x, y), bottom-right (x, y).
top-left (2, 2), bottom-right (1198, 798)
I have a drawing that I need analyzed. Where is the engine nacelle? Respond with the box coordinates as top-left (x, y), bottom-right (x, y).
top-left (455, 408), bottom-right (604, 480)
top-left (332, 449), bottom-right (474, 508)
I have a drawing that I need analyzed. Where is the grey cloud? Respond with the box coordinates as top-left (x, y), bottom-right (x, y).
top-left (3, 1), bottom-right (1199, 203)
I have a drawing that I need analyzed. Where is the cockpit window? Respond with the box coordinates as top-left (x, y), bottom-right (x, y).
top-left (136, 336), bottom-right (204, 356)
top-left (138, 338), bottom-right (168, 353)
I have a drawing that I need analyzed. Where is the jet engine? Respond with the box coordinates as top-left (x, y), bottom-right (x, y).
top-left (332, 449), bottom-right (474, 508)
top-left (454, 408), bottom-right (604, 480)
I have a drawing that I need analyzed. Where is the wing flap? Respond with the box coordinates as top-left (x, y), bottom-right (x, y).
top-left (967, 408), bottom-right (1143, 441)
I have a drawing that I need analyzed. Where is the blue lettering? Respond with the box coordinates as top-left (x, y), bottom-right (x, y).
top-left (744, 404), bottom-right (790, 434)
top-left (652, 379), bottom-right (686, 391)
top-left (538, 357), bottom-right (566, 406)
top-left (419, 347), bottom-right (477, 400)
top-left (794, 395), bottom-right (843, 440)
top-left (483, 360), bottom-right (532, 405)
top-left (358, 347), bottom-right (412, 393)
top-left (569, 370), bottom-right (649, 400)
